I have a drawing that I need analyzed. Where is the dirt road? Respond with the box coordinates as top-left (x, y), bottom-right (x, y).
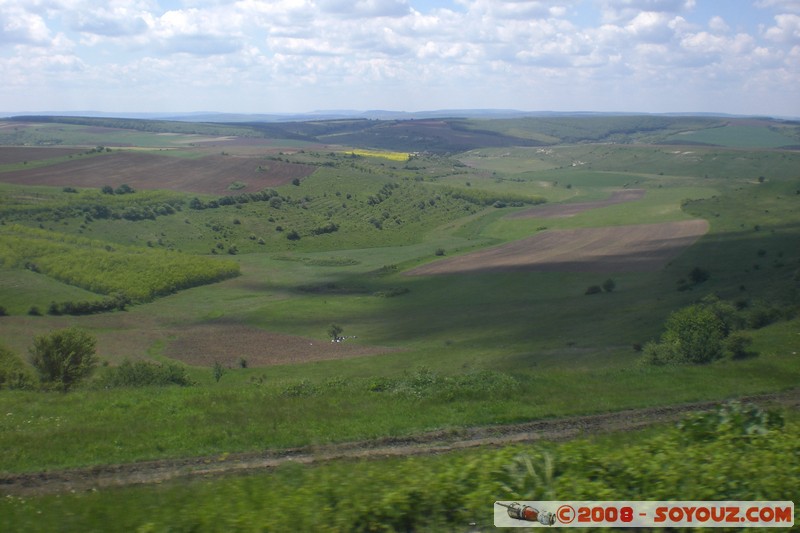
top-left (2, 389), bottom-right (798, 496)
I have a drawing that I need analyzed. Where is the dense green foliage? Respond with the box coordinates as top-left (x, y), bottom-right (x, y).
top-left (0, 344), bottom-right (35, 390)
top-left (642, 296), bottom-right (793, 365)
top-left (2, 403), bottom-right (796, 532)
top-left (0, 224), bottom-right (239, 302)
top-left (29, 327), bottom-right (98, 392)
top-left (99, 359), bottom-right (194, 388)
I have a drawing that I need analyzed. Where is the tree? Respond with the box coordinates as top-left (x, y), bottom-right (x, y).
top-left (602, 279), bottom-right (616, 292)
top-left (328, 324), bottom-right (343, 342)
top-left (29, 327), bottom-right (98, 391)
top-left (649, 304), bottom-right (725, 365)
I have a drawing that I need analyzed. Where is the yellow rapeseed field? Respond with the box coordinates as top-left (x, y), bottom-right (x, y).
top-left (348, 149), bottom-right (410, 161)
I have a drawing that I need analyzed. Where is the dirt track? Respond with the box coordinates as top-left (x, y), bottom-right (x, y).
top-left (2, 389), bottom-right (798, 496)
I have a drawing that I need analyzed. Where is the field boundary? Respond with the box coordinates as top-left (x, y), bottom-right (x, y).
top-left (2, 388), bottom-right (798, 496)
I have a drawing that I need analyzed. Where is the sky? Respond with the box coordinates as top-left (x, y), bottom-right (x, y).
top-left (1, 0), bottom-right (799, 116)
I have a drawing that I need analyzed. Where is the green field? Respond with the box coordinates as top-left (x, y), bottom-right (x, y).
top-left (1, 115), bottom-right (798, 530)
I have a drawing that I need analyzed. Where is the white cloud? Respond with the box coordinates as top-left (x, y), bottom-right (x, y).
top-left (755, 0), bottom-right (800, 13)
top-left (600, 0), bottom-right (695, 22)
top-left (763, 13), bottom-right (800, 43)
top-left (1, 0), bottom-right (798, 115)
top-left (318, 0), bottom-right (412, 18)
top-left (708, 15), bottom-right (730, 33)
top-left (0, 3), bottom-right (52, 46)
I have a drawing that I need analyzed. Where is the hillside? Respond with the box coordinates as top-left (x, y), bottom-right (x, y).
top-left (0, 114), bottom-right (798, 530)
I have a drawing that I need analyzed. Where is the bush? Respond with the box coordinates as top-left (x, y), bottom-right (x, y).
top-left (723, 331), bottom-right (755, 360)
top-left (661, 304), bottom-right (725, 364)
top-left (0, 345), bottom-right (35, 390)
top-left (213, 361), bottom-right (225, 383)
top-left (584, 285), bottom-right (602, 295)
top-left (29, 327), bottom-right (98, 391)
top-left (101, 359), bottom-right (194, 388)
top-left (689, 266), bottom-right (710, 284)
top-left (282, 379), bottom-right (318, 397)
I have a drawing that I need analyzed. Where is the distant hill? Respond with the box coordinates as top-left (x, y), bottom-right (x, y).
top-left (5, 113), bottom-right (799, 152)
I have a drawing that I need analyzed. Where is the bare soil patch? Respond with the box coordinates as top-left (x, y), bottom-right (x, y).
top-left (164, 322), bottom-right (399, 367)
top-left (0, 147), bottom-right (85, 165)
top-left (406, 219), bottom-right (710, 275)
top-left (509, 189), bottom-right (646, 219)
top-left (0, 151), bottom-right (315, 194)
top-left (2, 389), bottom-right (797, 496)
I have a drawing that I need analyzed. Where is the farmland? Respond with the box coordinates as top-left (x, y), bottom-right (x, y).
top-left (0, 114), bottom-right (799, 530)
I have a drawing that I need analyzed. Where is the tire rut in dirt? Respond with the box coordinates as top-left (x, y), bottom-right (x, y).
top-left (2, 389), bottom-right (798, 496)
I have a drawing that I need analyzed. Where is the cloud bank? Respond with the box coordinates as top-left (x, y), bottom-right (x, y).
top-left (1, 0), bottom-right (798, 115)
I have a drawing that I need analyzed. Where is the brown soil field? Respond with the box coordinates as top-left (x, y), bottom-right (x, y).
top-left (406, 219), bottom-right (710, 275)
top-left (509, 189), bottom-right (646, 219)
top-left (164, 322), bottom-right (399, 367)
top-left (0, 307), bottom-right (397, 371)
top-left (2, 388), bottom-right (797, 495)
top-left (0, 151), bottom-right (315, 194)
top-left (0, 147), bottom-right (86, 165)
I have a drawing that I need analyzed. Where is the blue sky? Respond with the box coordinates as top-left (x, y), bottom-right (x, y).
top-left (2, 0), bottom-right (799, 116)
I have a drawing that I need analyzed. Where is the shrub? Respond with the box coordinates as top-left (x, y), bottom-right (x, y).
top-left (602, 279), bottom-right (616, 292)
top-left (640, 340), bottom-right (679, 365)
top-left (0, 345), bottom-right (35, 390)
top-left (689, 266), bottom-right (710, 284)
top-left (584, 285), bottom-right (602, 295)
top-left (101, 359), bottom-right (194, 387)
top-left (282, 379), bottom-right (318, 397)
top-left (29, 327), bottom-right (98, 391)
top-left (213, 361), bottom-right (225, 383)
top-left (677, 401), bottom-right (783, 443)
top-left (660, 304), bottom-right (725, 364)
top-left (723, 332), bottom-right (755, 360)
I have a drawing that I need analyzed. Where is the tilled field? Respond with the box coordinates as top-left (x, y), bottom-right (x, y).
top-left (407, 219), bottom-right (710, 275)
top-left (508, 189), bottom-right (646, 219)
top-left (0, 151), bottom-right (315, 194)
top-left (164, 322), bottom-right (399, 367)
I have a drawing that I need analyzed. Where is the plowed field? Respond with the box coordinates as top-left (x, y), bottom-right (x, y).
top-left (509, 189), bottom-right (646, 219)
top-left (407, 219), bottom-right (710, 275)
top-left (164, 322), bottom-right (398, 367)
top-left (0, 147), bottom-right (86, 165)
top-left (0, 151), bottom-right (315, 194)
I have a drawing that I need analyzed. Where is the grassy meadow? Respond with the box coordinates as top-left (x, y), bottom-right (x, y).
top-left (0, 115), bottom-right (798, 530)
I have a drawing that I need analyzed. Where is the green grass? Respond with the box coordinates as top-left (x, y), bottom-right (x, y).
top-left (2, 402), bottom-right (798, 532)
top-left (1, 313), bottom-right (798, 473)
top-left (0, 119), bottom-right (798, 495)
top-left (666, 125), bottom-right (799, 148)
top-left (0, 268), bottom-right (105, 315)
